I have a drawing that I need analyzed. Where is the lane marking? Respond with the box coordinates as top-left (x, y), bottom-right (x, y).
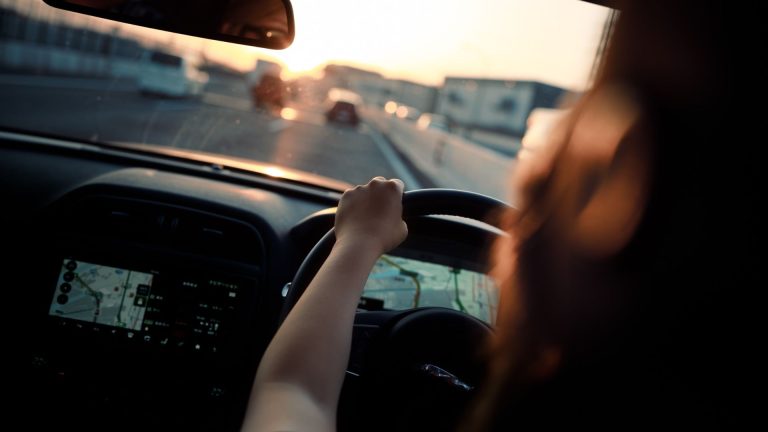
top-left (199, 115), bottom-right (227, 150)
top-left (366, 125), bottom-right (422, 189)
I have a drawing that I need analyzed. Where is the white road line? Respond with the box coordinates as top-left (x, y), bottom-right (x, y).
top-left (367, 125), bottom-right (422, 190)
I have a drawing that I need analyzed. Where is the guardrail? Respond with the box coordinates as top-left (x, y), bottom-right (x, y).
top-left (362, 106), bottom-right (517, 204)
top-left (0, 40), bottom-right (146, 81)
top-left (0, 41), bottom-right (109, 76)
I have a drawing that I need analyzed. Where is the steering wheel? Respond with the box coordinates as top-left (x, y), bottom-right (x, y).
top-left (283, 189), bottom-right (513, 432)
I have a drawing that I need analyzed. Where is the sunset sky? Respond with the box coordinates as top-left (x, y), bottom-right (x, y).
top-left (260, 0), bottom-right (611, 89)
top-left (8, 0), bottom-right (611, 90)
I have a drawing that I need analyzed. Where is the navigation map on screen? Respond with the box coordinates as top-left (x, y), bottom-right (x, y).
top-left (363, 254), bottom-right (499, 324)
top-left (49, 259), bottom-right (153, 331)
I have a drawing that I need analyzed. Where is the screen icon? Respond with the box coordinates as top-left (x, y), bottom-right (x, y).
top-left (137, 284), bottom-right (150, 296)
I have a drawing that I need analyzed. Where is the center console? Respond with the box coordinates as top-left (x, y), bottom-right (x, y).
top-left (19, 191), bottom-right (269, 431)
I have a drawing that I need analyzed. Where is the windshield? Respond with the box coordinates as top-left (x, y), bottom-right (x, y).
top-left (0, 0), bottom-right (610, 202)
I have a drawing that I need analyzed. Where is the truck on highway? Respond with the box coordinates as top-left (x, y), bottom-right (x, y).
top-left (246, 59), bottom-right (286, 113)
top-left (138, 49), bottom-right (208, 98)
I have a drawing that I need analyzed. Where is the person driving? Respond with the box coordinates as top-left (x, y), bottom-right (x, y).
top-left (243, 0), bottom-right (742, 430)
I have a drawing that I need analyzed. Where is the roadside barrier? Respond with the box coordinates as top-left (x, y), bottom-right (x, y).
top-left (362, 106), bottom-right (517, 204)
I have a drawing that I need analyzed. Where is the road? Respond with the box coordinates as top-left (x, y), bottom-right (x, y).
top-left (0, 74), bottom-right (415, 187)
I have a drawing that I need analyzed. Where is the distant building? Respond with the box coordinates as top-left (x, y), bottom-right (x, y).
top-left (0, 5), bottom-right (180, 79)
top-left (321, 64), bottom-right (437, 114)
top-left (436, 78), bottom-right (570, 137)
top-left (353, 77), bottom-right (437, 114)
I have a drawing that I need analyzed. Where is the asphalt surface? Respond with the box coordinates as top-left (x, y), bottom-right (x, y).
top-left (0, 74), bottom-right (407, 187)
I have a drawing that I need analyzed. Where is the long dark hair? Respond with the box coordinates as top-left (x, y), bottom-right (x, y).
top-left (467, 0), bottom-right (743, 429)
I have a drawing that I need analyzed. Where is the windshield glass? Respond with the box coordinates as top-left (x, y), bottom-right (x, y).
top-left (0, 0), bottom-right (610, 202)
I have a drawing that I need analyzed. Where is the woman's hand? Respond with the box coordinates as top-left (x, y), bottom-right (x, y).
top-left (334, 176), bottom-right (408, 255)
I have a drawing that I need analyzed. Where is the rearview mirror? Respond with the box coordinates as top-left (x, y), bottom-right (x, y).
top-left (43, 0), bottom-right (295, 50)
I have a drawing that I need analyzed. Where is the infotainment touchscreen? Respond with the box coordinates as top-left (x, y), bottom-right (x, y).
top-left (48, 258), bottom-right (248, 353)
top-left (50, 259), bottom-right (154, 331)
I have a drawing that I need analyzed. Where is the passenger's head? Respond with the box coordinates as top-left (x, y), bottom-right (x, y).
top-left (469, 0), bottom-right (737, 429)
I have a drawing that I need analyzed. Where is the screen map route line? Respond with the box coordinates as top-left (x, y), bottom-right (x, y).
top-left (378, 255), bottom-right (422, 307)
top-left (363, 254), bottom-right (499, 323)
top-left (49, 260), bottom-right (154, 331)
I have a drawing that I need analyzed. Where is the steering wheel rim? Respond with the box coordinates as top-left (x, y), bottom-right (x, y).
top-left (282, 188), bottom-right (512, 321)
top-left (284, 188), bottom-right (512, 431)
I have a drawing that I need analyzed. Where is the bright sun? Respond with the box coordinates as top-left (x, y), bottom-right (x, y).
top-left (246, 45), bottom-right (325, 79)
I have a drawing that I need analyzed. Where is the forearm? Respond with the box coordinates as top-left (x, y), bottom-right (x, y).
top-left (247, 240), bottom-right (381, 422)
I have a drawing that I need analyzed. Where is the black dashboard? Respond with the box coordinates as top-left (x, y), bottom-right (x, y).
top-left (2, 131), bottom-right (501, 431)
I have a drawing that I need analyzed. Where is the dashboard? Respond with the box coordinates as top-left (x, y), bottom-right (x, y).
top-left (2, 131), bottom-right (501, 431)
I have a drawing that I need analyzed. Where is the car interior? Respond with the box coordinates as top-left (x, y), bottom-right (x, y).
top-left (3, 0), bottom-right (619, 430)
top-left (6, 128), bottom-right (510, 428)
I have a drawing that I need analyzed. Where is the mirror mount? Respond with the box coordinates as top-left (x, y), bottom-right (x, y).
top-left (42, 0), bottom-right (295, 50)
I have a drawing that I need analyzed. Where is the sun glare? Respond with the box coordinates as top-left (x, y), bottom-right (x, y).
top-left (280, 107), bottom-right (299, 120)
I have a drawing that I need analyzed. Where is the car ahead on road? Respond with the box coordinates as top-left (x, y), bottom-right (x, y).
top-left (2, 1), bottom-right (739, 431)
top-left (325, 88), bottom-right (362, 126)
top-left (138, 49), bottom-right (209, 98)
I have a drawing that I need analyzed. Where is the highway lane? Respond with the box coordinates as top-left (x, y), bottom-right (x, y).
top-left (0, 75), bottom-right (407, 187)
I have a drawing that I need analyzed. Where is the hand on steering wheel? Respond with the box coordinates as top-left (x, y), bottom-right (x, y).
top-left (334, 176), bottom-right (408, 258)
top-left (284, 188), bottom-right (513, 432)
